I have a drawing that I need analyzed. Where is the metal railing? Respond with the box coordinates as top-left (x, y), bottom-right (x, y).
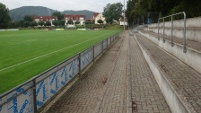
top-left (158, 12), bottom-right (187, 53)
top-left (0, 33), bottom-right (119, 113)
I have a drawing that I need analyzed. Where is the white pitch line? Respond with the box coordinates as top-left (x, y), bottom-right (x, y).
top-left (0, 32), bottom-right (113, 72)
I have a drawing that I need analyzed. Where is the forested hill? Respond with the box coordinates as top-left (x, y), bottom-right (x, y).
top-left (9, 6), bottom-right (97, 21)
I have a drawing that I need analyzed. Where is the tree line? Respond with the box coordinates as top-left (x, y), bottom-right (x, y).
top-left (126, 0), bottom-right (201, 25)
top-left (0, 3), bottom-right (106, 29)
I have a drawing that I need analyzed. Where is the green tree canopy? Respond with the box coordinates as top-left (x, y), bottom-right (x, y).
top-left (44, 21), bottom-right (51, 26)
top-left (30, 21), bottom-right (38, 27)
top-left (23, 21), bottom-right (30, 27)
top-left (38, 21), bottom-right (44, 26)
top-left (59, 20), bottom-right (65, 26)
top-left (103, 3), bottom-right (123, 24)
top-left (52, 20), bottom-right (59, 26)
top-left (85, 20), bottom-right (91, 24)
top-left (52, 11), bottom-right (63, 20)
top-left (75, 20), bottom-right (80, 24)
top-left (126, 0), bottom-right (201, 25)
top-left (0, 3), bottom-right (11, 28)
top-left (9, 21), bottom-right (20, 28)
top-left (24, 15), bottom-right (33, 22)
top-left (97, 19), bottom-right (103, 24)
top-left (67, 20), bottom-right (73, 24)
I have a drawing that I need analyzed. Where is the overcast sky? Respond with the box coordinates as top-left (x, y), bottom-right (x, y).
top-left (1, 0), bottom-right (127, 12)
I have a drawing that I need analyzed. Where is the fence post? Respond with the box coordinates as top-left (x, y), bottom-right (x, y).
top-left (93, 46), bottom-right (95, 62)
top-left (158, 19), bottom-right (160, 40)
top-left (183, 12), bottom-right (187, 53)
top-left (107, 38), bottom-right (109, 48)
top-left (102, 41), bottom-right (104, 53)
top-left (171, 16), bottom-right (174, 46)
top-left (78, 53), bottom-right (81, 75)
top-left (163, 18), bottom-right (165, 43)
top-left (32, 80), bottom-right (37, 113)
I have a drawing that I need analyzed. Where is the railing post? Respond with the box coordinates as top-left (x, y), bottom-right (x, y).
top-left (163, 18), bottom-right (165, 43)
top-left (183, 12), bottom-right (187, 53)
top-left (78, 53), bottom-right (81, 74)
top-left (110, 36), bottom-right (112, 45)
top-left (102, 41), bottom-right (104, 53)
top-left (93, 46), bottom-right (95, 62)
top-left (107, 38), bottom-right (109, 48)
top-left (171, 16), bottom-right (174, 47)
top-left (32, 80), bottom-right (37, 113)
top-left (158, 19), bottom-right (160, 40)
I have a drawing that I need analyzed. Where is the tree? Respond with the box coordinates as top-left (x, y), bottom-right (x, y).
top-left (9, 21), bottom-right (20, 28)
top-left (30, 21), bottom-right (38, 27)
top-left (75, 20), bottom-right (80, 25)
top-left (52, 11), bottom-right (64, 20)
top-left (97, 19), bottom-right (103, 24)
top-left (0, 3), bottom-right (11, 28)
top-left (44, 21), bottom-right (51, 26)
top-left (103, 3), bottom-right (123, 24)
top-left (24, 15), bottom-right (33, 22)
top-left (52, 20), bottom-right (59, 26)
top-left (85, 20), bottom-right (91, 24)
top-left (38, 21), bottom-right (44, 26)
top-left (67, 20), bottom-right (73, 24)
top-left (23, 21), bottom-right (30, 27)
top-left (59, 20), bottom-right (65, 26)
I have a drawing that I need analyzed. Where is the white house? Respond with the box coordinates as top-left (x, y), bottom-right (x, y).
top-left (119, 18), bottom-right (128, 26)
top-left (93, 13), bottom-right (106, 24)
top-left (64, 15), bottom-right (86, 25)
top-left (34, 16), bottom-right (58, 26)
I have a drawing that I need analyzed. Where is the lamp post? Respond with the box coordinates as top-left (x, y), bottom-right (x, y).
top-left (124, 0), bottom-right (125, 32)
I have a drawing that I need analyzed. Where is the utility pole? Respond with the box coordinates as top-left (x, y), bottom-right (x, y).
top-left (124, 0), bottom-right (125, 32)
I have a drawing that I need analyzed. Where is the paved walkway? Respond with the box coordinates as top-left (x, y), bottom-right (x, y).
top-left (43, 32), bottom-right (171, 113)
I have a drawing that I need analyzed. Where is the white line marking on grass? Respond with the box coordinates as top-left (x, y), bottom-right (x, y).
top-left (0, 32), bottom-right (114, 72)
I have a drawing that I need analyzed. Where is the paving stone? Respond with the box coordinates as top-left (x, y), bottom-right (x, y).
top-left (136, 32), bottom-right (201, 113)
top-left (129, 34), bottom-right (171, 113)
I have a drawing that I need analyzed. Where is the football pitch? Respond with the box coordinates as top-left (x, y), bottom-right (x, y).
top-left (0, 29), bottom-right (121, 94)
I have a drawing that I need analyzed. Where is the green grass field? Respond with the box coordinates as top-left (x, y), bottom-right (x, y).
top-left (0, 29), bottom-right (121, 94)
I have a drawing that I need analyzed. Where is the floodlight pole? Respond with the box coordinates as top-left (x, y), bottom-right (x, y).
top-left (124, 0), bottom-right (125, 32)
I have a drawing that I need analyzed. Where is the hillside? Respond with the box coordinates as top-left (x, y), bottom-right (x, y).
top-left (9, 6), bottom-right (97, 21)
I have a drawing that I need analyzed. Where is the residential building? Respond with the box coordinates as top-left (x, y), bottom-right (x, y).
top-left (93, 13), bottom-right (106, 24)
top-left (34, 16), bottom-right (58, 26)
top-left (119, 18), bottom-right (128, 26)
top-left (34, 16), bottom-right (58, 22)
top-left (64, 15), bottom-right (86, 25)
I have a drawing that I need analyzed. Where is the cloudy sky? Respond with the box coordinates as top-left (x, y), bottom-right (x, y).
top-left (1, 0), bottom-right (127, 12)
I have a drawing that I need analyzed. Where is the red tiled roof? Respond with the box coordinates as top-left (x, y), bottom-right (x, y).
top-left (93, 13), bottom-right (99, 19)
top-left (119, 18), bottom-right (128, 22)
top-left (64, 15), bottom-right (86, 20)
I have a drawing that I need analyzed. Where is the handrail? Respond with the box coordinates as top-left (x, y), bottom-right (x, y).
top-left (158, 12), bottom-right (187, 53)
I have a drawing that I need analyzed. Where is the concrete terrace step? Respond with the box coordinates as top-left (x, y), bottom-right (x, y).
top-left (135, 33), bottom-right (201, 113)
top-left (139, 30), bottom-right (201, 75)
top-left (129, 34), bottom-right (171, 113)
